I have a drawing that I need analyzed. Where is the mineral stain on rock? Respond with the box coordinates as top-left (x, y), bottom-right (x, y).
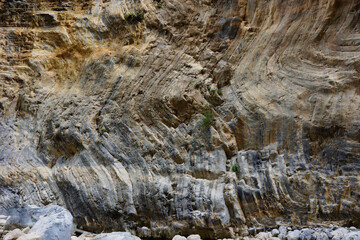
top-left (0, 0), bottom-right (359, 239)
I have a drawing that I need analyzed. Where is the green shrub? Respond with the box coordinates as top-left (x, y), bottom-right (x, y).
top-left (124, 11), bottom-right (144, 23)
top-left (210, 89), bottom-right (217, 95)
top-left (200, 110), bottom-right (213, 130)
top-left (210, 88), bottom-right (222, 96)
top-left (156, 2), bottom-right (162, 8)
top-left (231, 163), bottom-right (240, 173)
top-left (124, 13), bottom-right (131, 20)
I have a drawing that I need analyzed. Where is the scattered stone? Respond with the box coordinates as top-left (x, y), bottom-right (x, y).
top-left (278, 233), bottom-right (286, 240)
top-left (350, 227), bottom-right (357, 231)
top-left (22, 227), bottom-right (30, 234)
top-left (248, 227), bottom-right (256, 236)
top-left (344, 232), bottom-right (360, 240)
top-left (300, 228), bottom-right (315, 240)
top-left (187, 234), bottom-right (202, 240)
top-left (287, 230), bottom-right (301, 240)
top-left (332, 227), bottom-right (349, 240)
top-left (313, 231), bottom-right (329, 240)
top-left (92, 232), bottom-right (140, 240)
top-left (279, 226), bottom-right (287, 235)
top-left (173, 235), bottom-right (187, 240)
top-left (4, 228), bottom-right (25, 240)
top-left (271, 229), bottom-right (280, 237)
top-left (17, 233), bottom-right (42, 240)
top-left (256, 232), bottom-right (271, 240)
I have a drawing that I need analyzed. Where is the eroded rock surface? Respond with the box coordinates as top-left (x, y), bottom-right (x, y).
top-left (0, 0), bottom-right (359, 239)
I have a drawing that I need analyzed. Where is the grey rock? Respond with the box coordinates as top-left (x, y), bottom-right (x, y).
top-left (323, 229), bottom-right (332, 239)
top-left (344, 232), bottom-right (360, 240)
top-left (279, 226), bottom-right (287, 235)
top-left (28, 205), bottom-right (73, 240)
top-left (332, 228), bottom-right (349, 240)
top-left (256, 232), bottom-right (271, 240)
top-left (271, 229), bottom-right (280, 237)
top-left (93, 232), bottom-right (140, 240)
top-left (172, 236), bottom-right (187, 240)
top-left (278, 234), bottom-right (286, 240)
top-left (187, 234), bottom-right (202, 240)
top-left (4, 228), bottom-right (25, 240)
top-left (17, 233), bottom-right (42, 240)
top-left (287, 230), bottom-right (301, 240)
top-left (313, 232), bottom-right (329, 240)
top-left (2, 205), bottom-right (73, 240)
top-left (300, 228), bottom-right (315, 240)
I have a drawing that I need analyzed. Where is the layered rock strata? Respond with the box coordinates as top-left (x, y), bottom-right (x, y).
top-left (0, 0), bottom-right (359, 239)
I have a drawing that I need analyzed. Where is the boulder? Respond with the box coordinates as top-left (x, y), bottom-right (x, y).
top-left (187, 234), bottom-right (202, 240)
top-left (28, 205), bottom-right (73, 240)
top-left (256, 232), bottom-right (271, 240)
top-left (279, 226), bottom-right (287, 235)
top-left (278, 233), bottom-right (286, 240)
top-left (344, 232), bottom-right (360, 240)
top-left (271, 229), bottom-right (280, 237)
top-left (4, 228), bottom-right (25, 240)
top-left (313, 231), bottom-right (329, 240)
top-left (332, 227), bottom-right (350, 240)
top-left (300, 228), bottom-right (315, 240)
top-left (172, 235), bottom-right (187, 240)
top-left (92, 232), bottom-right (141, 240)
top-left (287, 230), bottom-right (301, 240)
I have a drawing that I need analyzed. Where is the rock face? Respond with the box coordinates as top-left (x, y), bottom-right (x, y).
top-left (0, 0), bottom-right (359, 239)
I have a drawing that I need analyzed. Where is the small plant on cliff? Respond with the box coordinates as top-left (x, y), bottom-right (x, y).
top-left (231, 162), bottom-right (240, 174)
top-left (124, 11), bottom-right (144, 23)
top-left (200, 109), bottom-right (214, 130)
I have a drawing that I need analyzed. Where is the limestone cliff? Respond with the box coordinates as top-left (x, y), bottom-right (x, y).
top-left (0, 0), bottom-right (359, 238)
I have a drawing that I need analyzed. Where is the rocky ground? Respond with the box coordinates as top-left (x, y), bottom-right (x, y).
top-left (1, 205), bottom-right (360, 240)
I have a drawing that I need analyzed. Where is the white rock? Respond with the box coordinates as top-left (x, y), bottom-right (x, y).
top-left (28, 205), bottom-right (73, 240)
top-left (187, 234), bottom-right (202, 240)
top-left (173, 235), bottom-right (187, 240)
top-left (279, 226), bottom-right (287, 235)
top-left (287, 230), bottom-right (301, 240)
top-left (17, 233), bottom-right (42, 240)
top-left (278, 233), bottom-right (286, 240)
top-left (22, 227), bottom-right (30, 234)
top-left (93, 232), bottom-right (140, 240)
top-left (4, 228), bottom-right (25, 240)
top-left (332, 227), bottom-right (350, 240)
top-left (271, 229), bottom-right (280, 237)
top-left (313, 232), bottom-right (329, 240)
top-left (256, 232), bottom-right (271, 240)
top-left (344, 232), bottom-right (360, 240)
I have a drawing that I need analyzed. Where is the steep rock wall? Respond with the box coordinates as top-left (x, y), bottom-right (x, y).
top-left (0, 0), bottom-right (359, 238)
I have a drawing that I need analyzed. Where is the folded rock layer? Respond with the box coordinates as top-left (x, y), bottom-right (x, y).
top-left (0, 0), bottom-right (359, 238)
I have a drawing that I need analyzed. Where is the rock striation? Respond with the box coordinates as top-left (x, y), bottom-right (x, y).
top-left (0, 0), bottom-right (359, 239)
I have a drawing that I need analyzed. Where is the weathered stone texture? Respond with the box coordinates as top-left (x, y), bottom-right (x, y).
top-left (0, 0), bottom-right (359, 238)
